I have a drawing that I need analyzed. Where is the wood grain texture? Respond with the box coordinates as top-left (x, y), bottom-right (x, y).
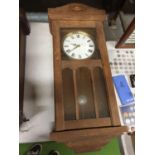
top-left (67, 137), bottom-right (110, 153)
top-left (50, 126), bottom-right (128, 153)
top-left (65, 118), bottom-right (111, 130)
top-left (62, 68), bottom-right (76, 120)
top-left (93, 67), bottom-right (110, 118)
top-left (50, 126), bottom-right (128, 142)
top-left (73, 70), bottom-right (79, 120)
top-left (48, 3), bottom-right (106, 21)
top-left (90, 69), bottom-right (99, 118)
top-left (51, 21), bottom-right (65, 131)
top-left (62, 60), bottom-right (102, 69)
top-left (76, 67), bottom-right (95, 119)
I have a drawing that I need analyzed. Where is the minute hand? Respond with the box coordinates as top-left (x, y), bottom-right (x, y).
top-left (70, 45), bottom-right (80, 51)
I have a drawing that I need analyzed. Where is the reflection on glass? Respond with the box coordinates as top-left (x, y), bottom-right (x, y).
top-left (93, 67), bottom-right (110, 117)
top-left (78, 95), bottom-right (88, 105)
top-left (62, 68), bottom-right (76, 120)
top-left (76, 67), bottom-right (96, 119)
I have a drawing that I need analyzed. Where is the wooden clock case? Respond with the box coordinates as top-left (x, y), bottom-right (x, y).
top-left (48, 3), bottom-right (128, 153)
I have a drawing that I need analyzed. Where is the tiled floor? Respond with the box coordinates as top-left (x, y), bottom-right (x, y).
top-left (104, 16), bottom-right (124, 41)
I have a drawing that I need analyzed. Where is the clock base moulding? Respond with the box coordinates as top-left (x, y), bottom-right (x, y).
top-left (50, 126), bottom-right (128, 153)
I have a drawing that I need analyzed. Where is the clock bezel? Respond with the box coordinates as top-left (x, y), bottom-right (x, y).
top-left (62, 30), bottom-right (96, 60)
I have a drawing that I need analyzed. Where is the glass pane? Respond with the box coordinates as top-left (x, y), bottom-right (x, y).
top-left (62, 68), bottom-right (76, 120)
top-left (93, 67), bottom-right (110, 117)
top-left (76, 67), bottom-right (96, 119)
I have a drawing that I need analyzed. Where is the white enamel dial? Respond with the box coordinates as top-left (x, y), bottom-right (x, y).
top-left (63, 31), bottom-right (95, 59)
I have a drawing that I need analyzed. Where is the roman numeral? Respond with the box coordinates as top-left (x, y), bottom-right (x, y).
top-left (85, 53), bottom-right (88, 57)
top-left (88, 49), bottom-right (93, 53)
top-left (66, 49), bottom-right (71, 53)
top-left (64, 45), bottom-right (69, 48)
top-left (89, 45), bottom-right (94, 47)
top-left (78, 55), bottom-right (81, 59)
top-left (77, 34), bottom-right (80, 38)
top-left (71, 53), bottom-right (75, 57)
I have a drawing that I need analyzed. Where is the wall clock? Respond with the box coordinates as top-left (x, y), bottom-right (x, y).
top-left (48, 3), bottom-right (128, 153)
top-left (62, 31), bottom-right (95, 60)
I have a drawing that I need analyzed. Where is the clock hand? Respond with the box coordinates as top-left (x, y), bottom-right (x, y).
top-left (70, 45), bottom-right (80, 51)
top-left (71, 43), bottom-right (78, 46)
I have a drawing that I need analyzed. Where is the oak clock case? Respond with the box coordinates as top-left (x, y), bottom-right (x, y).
top-left (48, 3), bottom-right (127, 153)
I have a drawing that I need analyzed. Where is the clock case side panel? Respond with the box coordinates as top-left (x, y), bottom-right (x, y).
top-left (49, 20), bottom-right (65, 131)
top-left (95, 22), bottom-right (121, 126)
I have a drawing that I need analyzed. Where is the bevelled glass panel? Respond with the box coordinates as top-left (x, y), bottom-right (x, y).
top-left (93, 67), bottom-right (110, 117)
top-left (76, 67), bottom-right (96, 119)
top-left (62, 68), bottom-right (76, 120)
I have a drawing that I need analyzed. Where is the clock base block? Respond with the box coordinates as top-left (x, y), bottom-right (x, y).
top-left (50, 126), bottom-right (128, 153)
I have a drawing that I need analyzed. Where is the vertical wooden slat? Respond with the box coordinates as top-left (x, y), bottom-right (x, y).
top-left (96, 22), bottom-right (121, 126)
top-left (51, 21), bottom-right (65, 130)
top-left (62, 68), bottom-right (76, 120)
top-left (76, 68), bottom-right (96, 119)
top-left (73, 69), bottom-right (79, 120)
top-left (90, 68), bottom-right (99, 118)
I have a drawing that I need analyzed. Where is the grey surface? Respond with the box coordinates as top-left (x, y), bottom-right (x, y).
top-left (119, 11), bottom-right (134, 30)
top-left (20, 23), bottom-right (55, 143)
top-left (104, 16), bottom-right (124, 41)
top-left (26, 12), bottom-right (127, 41)
top-left (121, 134), bottom-right (135, 155)
top-left (26, 12), bottom-right (48, 22)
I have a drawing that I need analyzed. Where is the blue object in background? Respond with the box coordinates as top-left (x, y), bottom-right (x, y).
top-left (113, 75), bottom-right (134, 105)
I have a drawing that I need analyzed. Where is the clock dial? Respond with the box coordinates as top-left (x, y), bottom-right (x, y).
top-left (63, 31), bottom-right (95, 59)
